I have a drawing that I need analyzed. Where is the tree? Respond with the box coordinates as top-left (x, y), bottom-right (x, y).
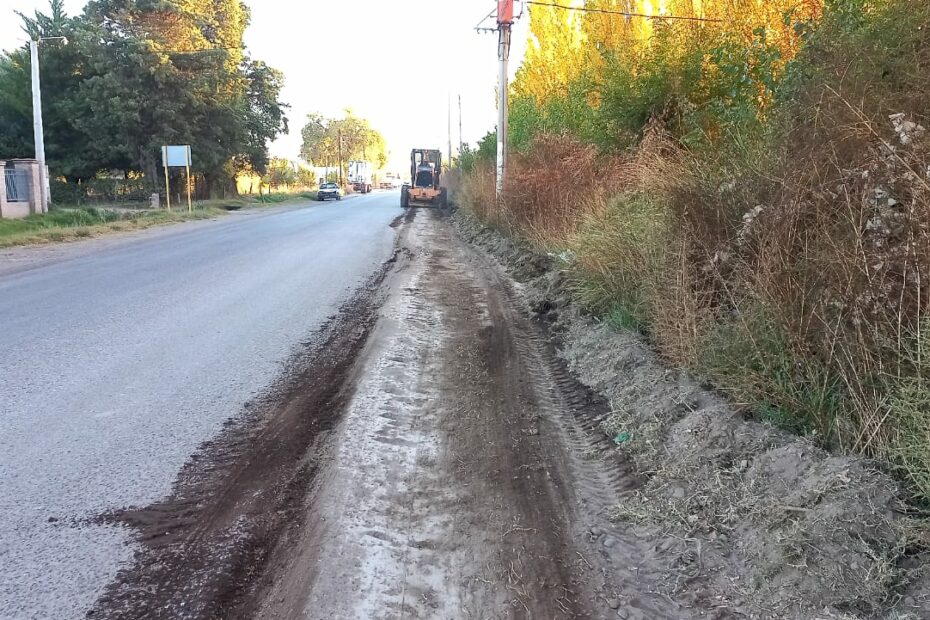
top-left (299, 110), bottom-right (389, 178)
top-left (263, 157), bottom-right (296, 191)
top-left (300, 113), bottom-right (335, 167)
top-left (0, 0), bottom-right (288, 198)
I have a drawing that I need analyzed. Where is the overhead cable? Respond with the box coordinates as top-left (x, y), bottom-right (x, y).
top-left (525, 1), bottom-right (723, 23)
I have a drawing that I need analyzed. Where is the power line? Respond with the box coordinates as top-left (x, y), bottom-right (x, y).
top-left (524, 1), bottom-right (723, 23)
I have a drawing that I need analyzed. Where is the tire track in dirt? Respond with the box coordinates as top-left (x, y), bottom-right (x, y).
top-left (87, 239), bottom-right (408, 619)
top-left (89, 206), bottom-right (700, 619)
top-left (247, 209), bottom-right (694, 619)
top-left (432, 210), bottom-right (691, 619)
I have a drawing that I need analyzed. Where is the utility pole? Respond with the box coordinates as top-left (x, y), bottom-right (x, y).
top-left (29, 36), bottom-right (67, 212)
top-left (458, 94), bottom-right (464, 156)
top-left (475, 1), bottom-right (522, 196)
top-left (447, 92), bottom-right (453, 166)
top-left (497, 18), bottom-right (511, 199)
top-left (475, 0), bottom-right (515, 199)
top-left (30, 40), bottom-right (49, 212)
top-left (338, 129), bottom-right (344, 186)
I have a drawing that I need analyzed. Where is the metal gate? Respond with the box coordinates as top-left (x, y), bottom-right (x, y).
top-left (4, 169), bottom-right (30, 203)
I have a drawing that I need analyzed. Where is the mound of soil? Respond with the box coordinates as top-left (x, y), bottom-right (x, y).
top-left (453, 211), bottom-right (930, 619)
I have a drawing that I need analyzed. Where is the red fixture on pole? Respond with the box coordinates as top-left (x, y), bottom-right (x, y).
top-left (498, 0), bottom-right (514, 24)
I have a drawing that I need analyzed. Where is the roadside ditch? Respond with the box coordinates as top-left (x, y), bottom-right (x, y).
top-left (452, 209), bottom-right (930, 619)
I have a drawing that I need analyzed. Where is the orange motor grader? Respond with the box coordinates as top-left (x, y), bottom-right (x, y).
top-left (401, 149), bottom-right (448, 208)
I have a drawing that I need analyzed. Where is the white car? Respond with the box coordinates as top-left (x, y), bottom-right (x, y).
top-left (317, 183), bottom-right (343, 201)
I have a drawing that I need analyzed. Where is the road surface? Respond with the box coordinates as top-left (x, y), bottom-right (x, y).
top-left (0, 194), bottom-right (399, 619)
top-left (2, 195), bottom-right (697, 620)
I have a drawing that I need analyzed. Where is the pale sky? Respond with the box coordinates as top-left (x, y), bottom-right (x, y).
top-left (0, 0), bottom-right (528, 170)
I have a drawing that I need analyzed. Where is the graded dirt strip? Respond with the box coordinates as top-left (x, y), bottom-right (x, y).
top-left (252, 210), bottom-right (692, 619)
top-left (87, 242), bottom-right (403, 619)
top-left (91, 208), bottom-right (698, 619)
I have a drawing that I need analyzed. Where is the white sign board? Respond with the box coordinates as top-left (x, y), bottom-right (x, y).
top-left (161, 145), bottom-right (191, 168)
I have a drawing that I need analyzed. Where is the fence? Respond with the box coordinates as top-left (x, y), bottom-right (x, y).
top-left (4, 169), bottom-right (30, 203)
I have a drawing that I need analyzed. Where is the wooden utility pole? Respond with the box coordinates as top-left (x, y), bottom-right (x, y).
top-left (458, 94), bottom-right (464, 156)
top-left (338, 129), bottom-right (344, 186)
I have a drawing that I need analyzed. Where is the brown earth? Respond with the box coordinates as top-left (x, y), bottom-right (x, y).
top-left (88, 206), bottom-right (928, 620)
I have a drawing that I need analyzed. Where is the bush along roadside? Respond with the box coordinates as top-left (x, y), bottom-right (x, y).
top-left (453, 209), bottom-right (930, 618)
top-left (447, 0), bottom-right (930, 505)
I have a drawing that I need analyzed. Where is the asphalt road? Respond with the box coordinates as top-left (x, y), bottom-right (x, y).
top-left (0, 192), bottom-right (400, 619)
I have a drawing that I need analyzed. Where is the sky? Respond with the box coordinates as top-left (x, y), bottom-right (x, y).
top-left (0, 0), bottom-right (529, 170)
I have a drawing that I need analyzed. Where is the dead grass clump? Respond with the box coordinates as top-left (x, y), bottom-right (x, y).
top-left (502, 134), bottom-right (612, 245)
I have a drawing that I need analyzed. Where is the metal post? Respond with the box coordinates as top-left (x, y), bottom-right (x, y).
top-left (338, 130), bottom-right (344, 187)
top-left (30, 40), bottom-right (49, 211)
top-left (459, 94), bottom-right (464, 156)
top-left (448, 92), bottom-right (453, 166)
top-left (496, 23), bottom-right (511, 199)
top-left (162, 147), bottom-right (171, 211)
top-left (186, 164), bottom-right (192, 213)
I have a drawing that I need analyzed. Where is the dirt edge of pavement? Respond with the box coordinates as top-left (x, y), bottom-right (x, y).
top-left (88, 233), bottom-right (408, 619)
top-left (451, 209), bottom-right (930, 619)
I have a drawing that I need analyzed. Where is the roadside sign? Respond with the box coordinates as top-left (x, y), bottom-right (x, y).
top-left (161, 145), bottom-right (193, 213)
top-left (162, 145), bottom-right (191, 168)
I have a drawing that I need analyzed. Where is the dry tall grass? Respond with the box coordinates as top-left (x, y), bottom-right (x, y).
top-left (455, 0), bottom-right (930, 501)
top-left (457, 87), bottom-right (930, 503)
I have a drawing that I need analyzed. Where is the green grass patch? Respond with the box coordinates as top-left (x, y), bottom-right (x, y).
top-left (0, 206), bottom-right (226, 248)
top-left (603, 300), bottom-right (650, 335)
top-left (695, 311), bottom-right (850, 441)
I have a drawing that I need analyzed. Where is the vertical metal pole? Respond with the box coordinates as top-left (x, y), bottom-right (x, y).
top-left (186, 164), bottom-right (192, 213)
top-left (458, 94), bottom-right (464, 155)
top-left (30, 40), bottom-right (49, 211)
top-left (338, 130), bottom-right (344, 187)
top-left (496, 24), bottom-right (511, 199)
top-left (162, 147), bottom-right (171, 211)
top-left (447, 92), bottom-right (453, 165)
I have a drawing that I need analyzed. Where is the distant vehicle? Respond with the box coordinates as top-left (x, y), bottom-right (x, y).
top-left (317, 182), bottom-right (343, 201)
top-left (348, 161), bottom-right (373, 194)
top-left (379, 172), bottom-right (402, 189)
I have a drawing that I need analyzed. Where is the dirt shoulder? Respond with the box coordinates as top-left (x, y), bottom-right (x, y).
top-left (86, 206), bottom-right (928, 619)
top-left (453, 210), bottom-right (930, 619)
top-left (251, 208), bottom-right (693, 618)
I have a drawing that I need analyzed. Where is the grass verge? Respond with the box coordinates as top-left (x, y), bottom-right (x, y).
top-left (0, 190), bottom-right (324, 249)
top-left (0, 206), bottom-right (225, 248)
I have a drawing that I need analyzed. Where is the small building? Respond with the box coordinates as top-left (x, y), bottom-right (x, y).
top-left (1, 159), bottom-right (47, 219)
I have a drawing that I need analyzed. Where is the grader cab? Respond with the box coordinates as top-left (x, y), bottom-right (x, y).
top-left (401, 149), bottom-right (447, 208)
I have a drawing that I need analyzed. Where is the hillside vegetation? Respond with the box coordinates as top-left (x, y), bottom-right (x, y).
top-left (455, 0), bottom-right (930, 502)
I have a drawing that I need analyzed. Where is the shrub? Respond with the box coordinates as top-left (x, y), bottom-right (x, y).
top-left (460, 0), bottom-right (930, 502)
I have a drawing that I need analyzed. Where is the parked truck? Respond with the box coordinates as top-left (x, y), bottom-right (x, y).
top-left (348, 161), bottom-right (373, 194)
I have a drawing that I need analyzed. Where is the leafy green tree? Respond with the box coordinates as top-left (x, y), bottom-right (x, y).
top-left (0, 0), bottom-right (288, 198)
top-left (263, 157), bottom-right (297, 191)
top-left (299, 110), bottom-right (388, 180)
